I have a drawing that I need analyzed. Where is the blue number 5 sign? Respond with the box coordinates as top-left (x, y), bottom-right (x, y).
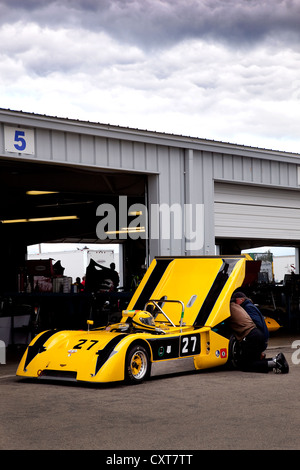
top-left (14, 130), bottom-right (27, 151)
top-left (4, 126), bottom-right (35, 155)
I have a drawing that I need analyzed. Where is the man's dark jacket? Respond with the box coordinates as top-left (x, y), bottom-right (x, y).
top-left (241, 299), bottom-right (269, 348)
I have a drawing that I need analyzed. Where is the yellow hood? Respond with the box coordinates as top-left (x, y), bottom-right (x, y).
top-left (128, 255), bottom-right (249, 328)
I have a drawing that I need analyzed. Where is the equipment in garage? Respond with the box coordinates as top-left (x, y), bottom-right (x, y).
top-left (231, 253), bottom-right (300, 332)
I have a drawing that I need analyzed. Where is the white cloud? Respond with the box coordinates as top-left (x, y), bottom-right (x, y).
top-left (1, 2), bottom-right (300, 153)
top-left (0, 21), bottom-right (144, 75)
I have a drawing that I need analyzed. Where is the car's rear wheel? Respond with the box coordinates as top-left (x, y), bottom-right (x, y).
top-left (125, 345), bottom-right (150, 384)
top-left (228, 335), bottom-right (242, 369)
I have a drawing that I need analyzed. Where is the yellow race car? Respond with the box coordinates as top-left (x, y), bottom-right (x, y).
top-left (16, 255), bottom-right (278, 384)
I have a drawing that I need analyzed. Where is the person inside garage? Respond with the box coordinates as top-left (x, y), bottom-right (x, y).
top-left (229, 298), bottom-right (289, 373)
top-left (231, 291), bottom-right (269, 349)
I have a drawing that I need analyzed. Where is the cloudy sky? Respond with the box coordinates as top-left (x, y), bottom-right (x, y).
top-left (1, 0), bottom-right (300, 153)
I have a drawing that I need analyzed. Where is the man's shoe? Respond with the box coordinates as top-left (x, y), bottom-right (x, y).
top-left (274, 353), bottom-right (289, 374)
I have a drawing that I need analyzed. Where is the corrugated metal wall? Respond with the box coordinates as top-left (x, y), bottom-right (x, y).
top-left (215, 182), bottom-right (300, 241)
top-left (1, 109), bottom-right (300, 258)
top-left (212, 152), bottom-right (299, 188)
top-left (24, 128), bottom-right (162, 173)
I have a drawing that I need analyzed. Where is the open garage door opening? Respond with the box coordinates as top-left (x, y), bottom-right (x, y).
top-left (0, 158), bottom-right (148, 337)
top-left (0, 158), bottom-right (147, 291)
top-left (215, 182), bottom-right (300, 331)
top-left (215, 181), bottom-right (300, 275)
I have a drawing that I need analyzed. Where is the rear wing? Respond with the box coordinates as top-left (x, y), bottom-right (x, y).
top-left (128, 255), bottom-right (254, 328)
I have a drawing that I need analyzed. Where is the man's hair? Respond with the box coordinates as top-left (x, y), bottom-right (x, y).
top-left (231, 291), bottom-right (247, 300)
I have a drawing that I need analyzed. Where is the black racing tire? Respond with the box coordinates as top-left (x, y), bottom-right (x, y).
top-left (228, 335), bottom-right (242, 369)
top-left (125, 344), bottom-right (151, 384)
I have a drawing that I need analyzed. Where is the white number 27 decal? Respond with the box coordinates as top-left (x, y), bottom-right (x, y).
top-left (180, 334), bottom-right (200, 356)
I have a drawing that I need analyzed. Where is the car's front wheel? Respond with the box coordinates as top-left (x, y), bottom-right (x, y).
top-left (125, 344), bottom-right (150, 384)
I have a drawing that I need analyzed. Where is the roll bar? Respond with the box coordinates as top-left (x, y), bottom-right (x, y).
top-left (144, 299), bottom-right (185, 328)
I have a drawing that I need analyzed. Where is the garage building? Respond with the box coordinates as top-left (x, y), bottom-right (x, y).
top-left (1, 108), bottom-right (300, 335)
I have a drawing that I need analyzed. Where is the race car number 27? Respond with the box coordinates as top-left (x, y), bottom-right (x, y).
top-left (73, 339), bottom-right (99, 350)
top-left (180, 334), bottom-right (200, 356)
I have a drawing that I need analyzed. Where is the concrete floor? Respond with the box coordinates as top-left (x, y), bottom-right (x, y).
top-left (1, 330), bottom-right (299, 451)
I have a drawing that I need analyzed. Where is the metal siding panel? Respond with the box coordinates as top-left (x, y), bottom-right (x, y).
top-left (81, 135), bottom-right (95, 165)
top-left (133, 141), bottom-right (146, 171)
top-left (185, 149), bottom-right (207, 254)
top-left (170, 148), bottom-right (184, 255)
top-left (288, 164), bottom-right (297, 187)
top-left (108, 139), bottom-right (121, 168)
top-left (95, 136), bottom-right (108, 167)
top-left (279, 162), bottom-right (288, 186)
top-left (36, 129), bottom-right (52, 160)
top-left (157, 146), bottom-right (169, 179)
top-left (202, 152), bottom-right (215, 254)
top-left (212, 153), bottom-right (223, 179)
top-left (233, 155), bottom-right (243, 180)
top-left (271, 160), bottom-right (280, 185)
top-left (193, 151), bottom-right (205, 203)
top-left (51, 130), bottom-right (66, 162)
top-left (66, 133), bottom-right (80, 163)
top-left (184, 148), bottom-right (194, 205)
top-left (214, 182), bottom-right (300, 240)
top-left (169, 148), bottom-right (182, 202)
top-left (120, 140), bottom-right (133, 169)
top-left (0, 124), bottom-right (4, 154)
top-left (242, 156), bottom-right (253, 182)
top-left (147, 174), bottom-right (160, 258)
top-left (145, 143), bottom-right (158, 173)
top-left (155, 146), bottom-right (186, 255)
top-left (223, 154), bottom-right (233, 180)
top-left (213, 150), bottom-right (300, 191)
top-left (252, 159), bottom-right (262, 183)
top-left (261, 160), bottom-right (271, 184)
top-left (157, 146), bottom-right (170, 255)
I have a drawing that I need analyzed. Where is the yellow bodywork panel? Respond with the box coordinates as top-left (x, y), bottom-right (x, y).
top-left (130, 257), bottom-right (224, 325)
top-left (194, 329), bottom-right (230, 370)
top-left (264, 316), bottom-right (281, 332)
top-left (16, 329), bottom-right (124, 382)
top-left (128, 256), bottom-right (247, 328)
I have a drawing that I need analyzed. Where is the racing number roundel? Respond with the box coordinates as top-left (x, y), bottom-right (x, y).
top-left (215, 348), bottom-right (227, 359)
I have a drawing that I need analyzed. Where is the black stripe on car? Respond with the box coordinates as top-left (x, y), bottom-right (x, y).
top-left (94, 334), bottom-right (127, 375)
top-left (24, 330), bottom-right (56, 370)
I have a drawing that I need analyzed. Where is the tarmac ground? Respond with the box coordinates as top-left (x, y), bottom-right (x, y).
top-left (0, 329), bottom-right (299, 452)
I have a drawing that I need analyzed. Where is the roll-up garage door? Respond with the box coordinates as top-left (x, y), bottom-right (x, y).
top-left (214, 182), bottom-right (300, 240)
